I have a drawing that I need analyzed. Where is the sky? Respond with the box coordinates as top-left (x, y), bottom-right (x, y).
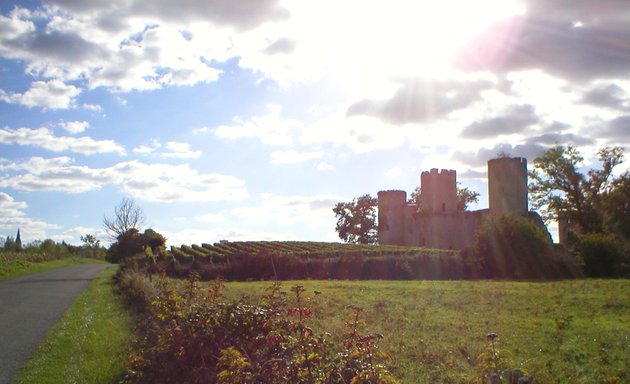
top-left (1, 0), bottom-right (629, 246)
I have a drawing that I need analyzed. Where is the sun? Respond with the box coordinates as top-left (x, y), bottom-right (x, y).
top-left (288, 0), bottom-right (525, 86)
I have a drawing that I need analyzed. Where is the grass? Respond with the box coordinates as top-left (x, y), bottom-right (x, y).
top-left (217, 279), bottom-right (630, 384)
top-left (0, 257), bottom-right (107, 281)
top-left (13, 267), bottom-right (135, 384)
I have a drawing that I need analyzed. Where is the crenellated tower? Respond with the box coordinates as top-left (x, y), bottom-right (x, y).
top-left (420, 168), bottom-right (457, 214)
top-left (488, 157), bottom-right (528, 214)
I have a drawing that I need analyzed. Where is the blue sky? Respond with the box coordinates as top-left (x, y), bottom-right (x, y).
top-left (1, 0), bottom-right (629, 246)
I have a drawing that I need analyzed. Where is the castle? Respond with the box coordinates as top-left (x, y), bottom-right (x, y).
top-left (378, 157), bottom-right (544, 249)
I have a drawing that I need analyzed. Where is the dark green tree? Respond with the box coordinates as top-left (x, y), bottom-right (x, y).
top-left (3, 236), bottom-right (16, 251)
top-left (602, 172), bottom-right (630, 239)
top-left (80, 233), bottom-right (100, 248)
top-left (464, 213), bottom-right (558, 278)
top-left (106, 228), bottom-right (167, 263)
top-left (140, 228), bottom-right (167, 256)
top-left (333, 194), bottom-right (378, 244)
top-left (529, 145), bottom-right (624, 233)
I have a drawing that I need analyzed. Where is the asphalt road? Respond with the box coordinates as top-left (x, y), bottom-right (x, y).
top-left (0, 263), bottom-right (112, 384)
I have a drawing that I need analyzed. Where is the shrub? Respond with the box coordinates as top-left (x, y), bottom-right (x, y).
top-left (117, 270), bottom-right (398, 384)
top-left (575, 233), bottom-right (630, 277)
top-left (465, 213), bottom-right (561, 279)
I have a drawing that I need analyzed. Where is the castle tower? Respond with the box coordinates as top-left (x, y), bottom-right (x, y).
top-left (420, 169), bottom-right (457, 214)
top-left (377, 190), bottom-right (406, 245)
top-left (488, 157), bottom-right (528, 214)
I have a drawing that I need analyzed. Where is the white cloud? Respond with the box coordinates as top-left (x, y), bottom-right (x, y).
top-left (0, 80), bottom-right (81, 109)
top-left (385, 167), bottom-right (403, 177)
top-left (132, 140), bottom-right (202, 159)
top-left (231, 193), bottom-right (341, 230)
top-left (81, 103), bottom-right (103, 112)
top-left (195, 213), bottom-right (226, 223)
top-left (192, 126), bottom-right (211, 135)
top-left (316, 162), bottom-right (335, 171)
top-left (0, 157), bottom-right (248, 203)
top-left (301, 111), bottom-right (406, 153)
top-left (0, 191), bottom-right (61, 241)
top-left (161, 141), bottom-right (202, 159)
top-left (0, 126), bottom-right (125, 155)
top-left (59, 120), bottom-right (89, 134)
top-left (269, 149), bottom-right (323, 164)
top-left (215, 104), bottom-right (303, 146)
top-left (133, 139), bottom-right (162, 155)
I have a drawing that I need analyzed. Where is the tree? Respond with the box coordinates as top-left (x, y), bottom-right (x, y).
top-left (103, 197), bottom-right (146, 240)
top-left (464, 213), bottom-right (558, 278)
top-left (3, 236), bottom-right (16, 251)
top-left (408, 183), bottom-right (480, 212)
top-left (333, 194), bottom-right (378, 244)
top-left (529, 145), bottom-right (624, 233)
top-left (80, 234), bottom-right (100, 249)
top-left (602, 172), bottom-right (630, 239)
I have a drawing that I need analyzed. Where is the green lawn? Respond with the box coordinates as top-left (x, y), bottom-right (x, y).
top-left (220, 279), bottom-right (630, 384)
top-left (13, 267), bottom-right (135, 384)
top-left (0, 257), bottom-right (107, 281)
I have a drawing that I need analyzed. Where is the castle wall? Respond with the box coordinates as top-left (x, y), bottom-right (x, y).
top-left (488, 157), bottom-right (528, 214)
top-left (404, 210), bottom-right (487, 249)
top-left (377, 190), bottom-right (407, 245)
top-left (377, 157), bottom-right (541, 250)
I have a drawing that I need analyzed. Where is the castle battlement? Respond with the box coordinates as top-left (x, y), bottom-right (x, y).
top-left (378, 157), bottom-right (532, 250)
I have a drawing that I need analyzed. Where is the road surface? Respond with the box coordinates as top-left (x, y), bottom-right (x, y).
top-left (0, 264), bottom-right (112, 384)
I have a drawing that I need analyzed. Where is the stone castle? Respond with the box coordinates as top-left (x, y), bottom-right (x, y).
top-left (378, 157), bottom-right (543, 249)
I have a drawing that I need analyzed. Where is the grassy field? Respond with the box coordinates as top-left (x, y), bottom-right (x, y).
top-left (0, 255), bottom-right (107, 281)
top-left (13, 267), bottom-right (135, 384)
top-left (217, 279), bottom-right (630, 383)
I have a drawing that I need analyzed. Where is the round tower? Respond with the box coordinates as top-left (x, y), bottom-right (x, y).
top-left (488, 157), bottom-right (528, 214)
top-left (377, 190), bottom-right (406, 245)
top-left (420, 169), bottom-right (457, 214)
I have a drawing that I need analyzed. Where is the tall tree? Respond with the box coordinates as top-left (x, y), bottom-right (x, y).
top-left (103, 197), bottom-right (146, 240)
top-left (529, 145), bottom-right (624, 233)
top-left (333, 194), bottom-right (378, 244)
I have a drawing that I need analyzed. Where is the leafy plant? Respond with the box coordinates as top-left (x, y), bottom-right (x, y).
top-left (118, 269), bottom-right (398, 383)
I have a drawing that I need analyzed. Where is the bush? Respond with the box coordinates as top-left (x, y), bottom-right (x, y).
top-left (575, 233), bottom-right (630, 277)
top-left (465, 213), bottom-right (562, 279)
top-left (116, 270), bottom-right (398, 384)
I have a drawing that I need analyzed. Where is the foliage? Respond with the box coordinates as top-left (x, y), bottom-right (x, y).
top-left (529, 145), bottom-right (624, 233)
top-left (408, 183), bottom-right (480, 212)
top-left (80, 234), bottom-right (100, 248)
top-left (103, 197), bottom-right (146, 240)
top-left (333, 194), bottom-right (378, 244)
top-left (602, 172), bottom-right (630, 239)
top-left (463, 213), bottom-right (564, 279)
top-left (118, 270), bottom-right (398, 384)
top-left (574, 233), bottom-right (630, 277)
top-left (107, 228), bottom-right (166, 264)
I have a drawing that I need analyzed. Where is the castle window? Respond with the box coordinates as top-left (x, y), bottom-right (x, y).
top-left (442, 202), bottom-right (446, 212)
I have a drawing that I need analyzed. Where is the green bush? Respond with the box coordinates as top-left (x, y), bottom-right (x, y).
top-left (465, 213), bottom-right (562, 279)
top-left (575, 233), bottom-right (630, 277)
